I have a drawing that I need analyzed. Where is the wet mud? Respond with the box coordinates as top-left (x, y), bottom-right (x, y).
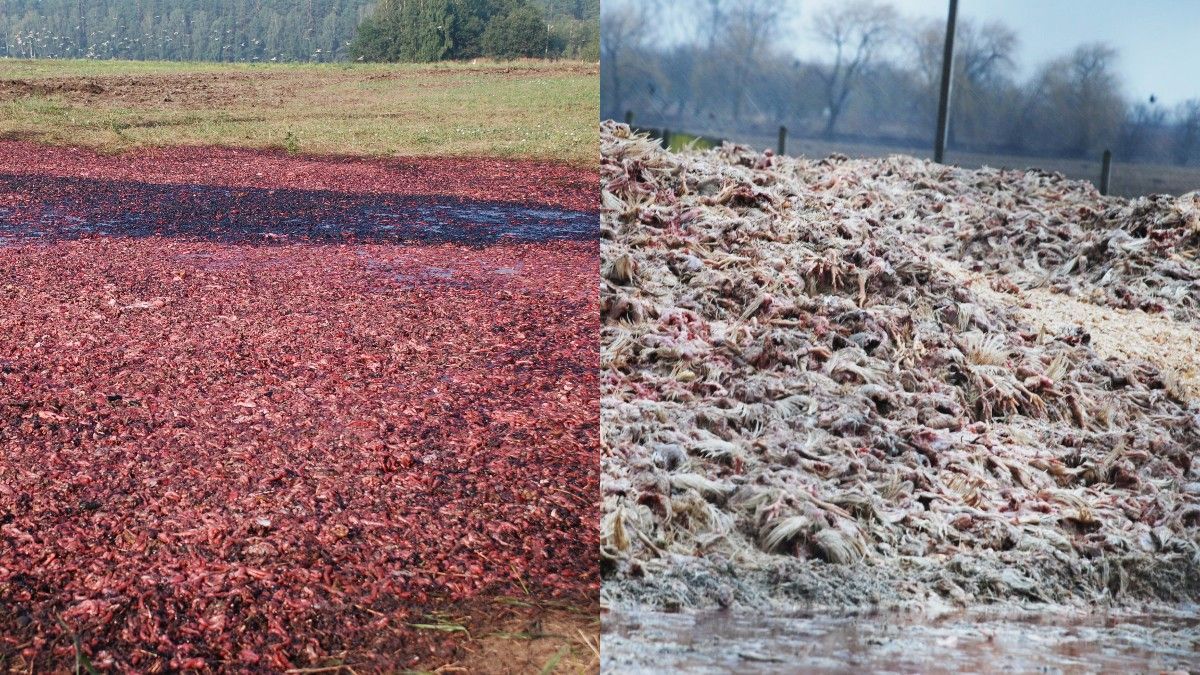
top-left (603, 608), bottom-right (1200, 673)
top-left (0, 173), bottom-right (597, 246)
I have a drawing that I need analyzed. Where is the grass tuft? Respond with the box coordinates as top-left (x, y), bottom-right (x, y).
top-left (284, 130), bottom-right (300, 156)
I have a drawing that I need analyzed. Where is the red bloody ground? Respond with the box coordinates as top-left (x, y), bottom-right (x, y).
top-left (0, 140), bottom-right (594, 211)
top-left (0, 142), bottom-right (598, 671)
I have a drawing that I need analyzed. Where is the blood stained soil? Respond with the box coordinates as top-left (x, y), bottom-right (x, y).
top-left (0, 141), bottom-right (598, 671)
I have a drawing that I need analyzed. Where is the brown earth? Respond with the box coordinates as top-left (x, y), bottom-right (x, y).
top-left (444, 601), bottom-right (600, 674)
top-left (0, 599), bottom-right (600, 674)
top-left (0, 61), bottom-right (599, 110)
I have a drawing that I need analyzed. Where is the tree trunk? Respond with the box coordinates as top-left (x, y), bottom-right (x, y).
top-left (823, 109), bottom-right (839, 138)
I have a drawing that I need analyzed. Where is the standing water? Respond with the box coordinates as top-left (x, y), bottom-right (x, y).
top-left (603, 608), bottom-right (1200, 673)
top-left (0, 173), bottom-right (598, 245)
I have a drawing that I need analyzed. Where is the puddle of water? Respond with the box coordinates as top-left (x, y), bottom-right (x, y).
top-left (603, 609), bottom-right (1200, 674)
top-left (392, 267), bottom-right (476, 289)
top-left (351, 250), bottom-right (543, 292)
top-left (493, 262), bottom-right (525, 276)
top-left (0, 174), bottom-right (597, 245)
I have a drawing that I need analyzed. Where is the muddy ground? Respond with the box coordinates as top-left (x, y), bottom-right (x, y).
top-left (603, 607), bottom-right (1200, 673)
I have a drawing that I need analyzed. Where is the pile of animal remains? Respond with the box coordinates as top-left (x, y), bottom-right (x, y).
top-left (599, 121), bottom-right (1200, 609)
top-left (0, 141), bottom-right (599, 671)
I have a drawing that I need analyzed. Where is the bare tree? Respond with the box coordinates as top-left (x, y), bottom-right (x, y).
top-left (721, 0), bottom-right (792, 121)
top-left (812, 0), bottom-right (897, 137)
top-left (1119, 98), bottom-right (1167, 161)
top-left (644, 0), bottom-right (725, 120)
top-left (698, 0), bottom-right (729, 51)
top-left (1174, 99), bottom-right (1200, 166)
top-left (601, 1), bottom-right (652, 119)
top-left (1031, 43), bottom-right (1124, 157)
top-left (912, 18), bottom-right (1017, 147)
top-left (673, 0), bottom-right (795, 122)
top-left (597, 1), bottom-right (1146, 166)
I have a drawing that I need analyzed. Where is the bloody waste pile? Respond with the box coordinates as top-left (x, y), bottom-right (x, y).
top-left (599, 122), bottom-right (1200, 612)
top-left (0, 141), bottom-right (598, 671)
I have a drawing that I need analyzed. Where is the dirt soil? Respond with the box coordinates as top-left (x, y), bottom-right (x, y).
top-left (0, 62), bottom-right (598, 110)
top-left (449, 601), bottom-right (600, 673)
top-left (0, 142), bottom-right (599, 671)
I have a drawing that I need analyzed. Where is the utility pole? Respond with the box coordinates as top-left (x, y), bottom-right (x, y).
top-left (1099, 149), bottom-right (1113, 196)
top-left (933, 0), bottom-right (958, 163)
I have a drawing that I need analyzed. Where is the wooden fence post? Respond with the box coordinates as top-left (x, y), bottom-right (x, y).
top-left (777, 126), bottom-right (787, 155)
top-left (1099, 149), bottom-right (1113, 196)
top-left (661, 128), bottom-right (670, 150)
top-left (624, 110), bottom-right (633, 126)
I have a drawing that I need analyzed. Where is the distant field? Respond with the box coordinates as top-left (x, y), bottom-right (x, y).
top-left (786, 137), bottom-right (1200, 199)
top-left (639, 123), bottom-right (1200, 198)
top-left (787, 135), bottom-right (1190, 196)
top-left (0, 59), bottom-right (598, 164)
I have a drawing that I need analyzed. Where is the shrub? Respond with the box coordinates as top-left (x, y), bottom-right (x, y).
top-left (481, 4), bottom-right (548, 60)
top-left (351, 0), bottom-right (458, 63)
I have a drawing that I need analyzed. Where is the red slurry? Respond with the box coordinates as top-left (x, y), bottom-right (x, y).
top-left (0, 145), bottom-right (597, 671)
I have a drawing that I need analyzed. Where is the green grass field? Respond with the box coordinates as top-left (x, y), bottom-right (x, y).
top-left (0, 59), bottom-right (598, 164)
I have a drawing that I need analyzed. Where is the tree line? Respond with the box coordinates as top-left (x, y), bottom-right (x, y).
top-left (602, 0), bottom-right (1200, 167)
top-left (351, 0), bottom-right (598, 62)
top-left (0, 0), bottom-right (598, 62)
top-left (0, 0), bottom-right (373, 62)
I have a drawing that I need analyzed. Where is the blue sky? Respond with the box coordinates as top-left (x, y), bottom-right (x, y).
top-left (810, 0), bottom-right (1200, 106)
